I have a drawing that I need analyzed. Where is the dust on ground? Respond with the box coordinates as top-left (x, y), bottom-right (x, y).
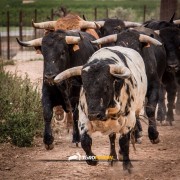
top-left (1, 60), bottom-right (180, 180)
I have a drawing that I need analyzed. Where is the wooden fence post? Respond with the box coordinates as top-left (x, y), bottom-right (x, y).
top-left (0, 33), bottom-right (2, 58)
top-left (34, 9), bottom-right (37, 39)
top-left (51, 9), bottom-right (54, 20)
top-left (143, 5), bottom-right (147, 23)
top-left (106, 7), bottom-right (109, 18)
top-left (19, 10), bottom-right (23, 50)
top-left (7, 11), bottom-right (10, 60)
top-left (94, 7), bottom-right (97, 20)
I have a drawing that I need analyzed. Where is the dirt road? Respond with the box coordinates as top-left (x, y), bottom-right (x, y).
top-left (1, 60), bottom-right (180, 180)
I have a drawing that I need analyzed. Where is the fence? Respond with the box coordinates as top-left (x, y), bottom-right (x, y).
top-left (0, 6), bottom-right (158, 60)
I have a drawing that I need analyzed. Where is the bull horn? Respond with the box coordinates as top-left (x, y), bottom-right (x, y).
top-left (139, 34), bottom-right (162, 46)
top-left (54, 66), bottom-right (83, 84)
top-left (173, 19), bottom-right (180, 25)
top-left (124, 21), bottom-right (142, 27)
top-left (79, 21), bottom-right (101, 29)
top-left (95, 21), bottom-right (105, 27)
top-left (91, 34), bottom-right (117, 45)
top-left (154, 30), bottom-right (160, 35)
top-left (16, 37), bottom-right (42, 47)
top-left (65, 36), bottom-right (81, 44)
top-left (32, 19), bottom-right (56, 30)
top-left (109, 65), bottom-right (131, 79)
top-left (82, 14), bottom-right (87, 21)
top-left (169, 13), bottom-right (175, 23)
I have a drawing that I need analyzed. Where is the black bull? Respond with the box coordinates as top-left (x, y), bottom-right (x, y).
top-left (144, 19), bottom-right (180, 124)
top-left (17, 30), bottom-right (99, 149)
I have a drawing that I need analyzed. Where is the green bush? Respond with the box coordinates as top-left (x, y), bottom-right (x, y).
top-left (0, 65), bottom-right (43, 147)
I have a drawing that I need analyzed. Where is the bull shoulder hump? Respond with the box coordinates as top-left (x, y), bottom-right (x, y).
top-left (88, 46), bottom-right (126, 64)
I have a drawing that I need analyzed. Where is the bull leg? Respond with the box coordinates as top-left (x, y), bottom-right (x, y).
top-left (166, 80), bottom-right (177, 125)
top-left (119, 132), bottom-right (133, 173)
top-left (42, 97), bottom-right (54, 150)
top-left (109, 133), bottom-right (117, 166)
top-left (157, 84), bottom-right (166, 123)
top-left (175, 87), bottom-right (180, 115)
top-left (146, 83), bottom-right (160, 144)
top-left (134, 117), bottom-right (143, 144)
top-left (81, 131), bottom-right (98, 166)
top-left (72, 107), bottom-right (80, 146)
top-left (175, 71), bottom-right (180, 115)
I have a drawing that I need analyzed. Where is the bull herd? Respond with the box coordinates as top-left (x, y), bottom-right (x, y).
top-left (17, 13), bottom-right (180, 172)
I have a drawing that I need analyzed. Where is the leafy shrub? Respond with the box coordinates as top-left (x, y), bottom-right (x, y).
top-left (0, 64), bottom-right (43, 147)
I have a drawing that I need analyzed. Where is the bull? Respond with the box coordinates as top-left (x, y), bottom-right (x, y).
top-left (87, 28), bottom-right (166, 144)
top-left (54, 32), bottom-right (162, 171)
top-left (144, 17), bottom-right (180, 125)
top-left (17, 30), bottom-right (99, 149)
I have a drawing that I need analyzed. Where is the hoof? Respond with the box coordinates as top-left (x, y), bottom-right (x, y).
top-left (108, 155), bottom-right (118, 166)
top-left (161, 120), bottom-right (168, 126)
top-left (175, 109), bottom-right (180, 115)
top-left (86, 160), bottom-right (98, 166)
top-left (45, 143), bottom-right (54, 150)
top-left (123, 161), bottom-right (133, 173)
top-left (148, 126), bottom-right (159, 143)
top-left (136, 137), bottom-right (142, 144)
top-left (156, 120), bottom-right (162, 126)
top-left (150, 137), bottom-right (160, 144)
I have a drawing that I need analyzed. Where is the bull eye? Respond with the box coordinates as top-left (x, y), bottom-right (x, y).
top-left (52, 61), bottom-right (55, 63)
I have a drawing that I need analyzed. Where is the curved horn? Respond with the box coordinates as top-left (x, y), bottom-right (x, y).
top-left (109, 65), bottom-right (131, 79)
top-left (79, 21), bottom-right (101, 29)
top-left (95, 21), bottom-right (105, 27)
top-left (124, 21), bottom-right (142, 27)
top-left (91, 34), bottom-right (117, 45)
top-left (65, 36), bottom-right (81, 44)
top-left (173, 19), bottom-right (180, 25)
top-left (139, 34), bottom-right (162, 46)
top-left (82, 14), bottom-right (87, 21)
top-left (54, 66), bottom-right (83, 84)
top-left (32, 19), bottom-right (56, 29)
top-left (16, 37), bottom-right (42, 47)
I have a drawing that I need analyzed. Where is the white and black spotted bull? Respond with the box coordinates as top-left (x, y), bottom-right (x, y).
top-left (54, 46), bottom-right (147, 172)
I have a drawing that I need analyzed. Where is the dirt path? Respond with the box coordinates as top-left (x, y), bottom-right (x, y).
top-left (1, 61), bottom-right (180, 180)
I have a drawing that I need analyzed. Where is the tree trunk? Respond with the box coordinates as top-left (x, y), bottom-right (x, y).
top-left (160, 0), bottom-right (177, 20)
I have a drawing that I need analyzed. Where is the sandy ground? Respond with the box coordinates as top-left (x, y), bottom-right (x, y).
top-left (1, 60), bottom-right (180, 180)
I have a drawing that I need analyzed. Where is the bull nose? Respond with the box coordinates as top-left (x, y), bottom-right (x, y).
top-left (167, 64), bottom-right (179, 72)
top-left (44, 74), bottom-right (56, 80)
top-left (88, 113), bottom-right (106, 121)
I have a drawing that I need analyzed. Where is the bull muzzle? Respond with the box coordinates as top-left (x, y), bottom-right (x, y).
top-left (88, 112), bottom-right (107, 121)
top-left (167, 64), bottom-right (179, 72)
top-left (44, 74), bottom-right (56, 85)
